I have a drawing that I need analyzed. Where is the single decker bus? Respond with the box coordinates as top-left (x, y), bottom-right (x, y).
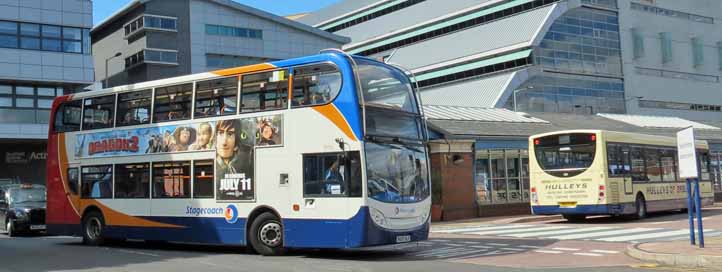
top-left (46, 50), bottom-right (431, 255)
top-left (529, 130), bottom-right (713, 221)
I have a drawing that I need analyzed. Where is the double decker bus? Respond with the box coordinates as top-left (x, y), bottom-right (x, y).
top-left (529, 130), bottom-right (714, 221)
top-left (46, 51), bottom-right (431, 255)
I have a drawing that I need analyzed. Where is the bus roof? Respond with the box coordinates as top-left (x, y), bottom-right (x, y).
top-left (529, 129), bottom-right (709, 150)
top-left (68, 51), bottom-right (354, 101)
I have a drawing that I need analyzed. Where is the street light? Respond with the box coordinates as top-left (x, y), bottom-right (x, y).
top-left (512, 86), bottom-right (535, 112)
top-left (574, 104), bottom-right (594, 115)
top-left (105, 52), bottom-right (122, 88)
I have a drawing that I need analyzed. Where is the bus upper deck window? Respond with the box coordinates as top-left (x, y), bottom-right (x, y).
top-left (194, 77), bottom-right (238, 118)
top-left (291, 64), bottom-right (342, 107)
top-left (153, 83), bottom-right (192, 122)
top-left (53, 100), bottom-right (81, 132)
top-left (241, 70), bottom-right (288, 113)
top-left (82, 95), bottom-right (116, 130)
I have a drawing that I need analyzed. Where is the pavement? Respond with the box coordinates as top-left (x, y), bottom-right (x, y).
top-left (627, 233), bottom-right (722, 268)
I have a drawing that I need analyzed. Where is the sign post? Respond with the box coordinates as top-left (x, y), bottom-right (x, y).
top-left (677, 126), bottom-right (704, 248)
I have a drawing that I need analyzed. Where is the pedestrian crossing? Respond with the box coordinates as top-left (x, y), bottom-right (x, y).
top-left (433, 224), bottom-right (719, 243)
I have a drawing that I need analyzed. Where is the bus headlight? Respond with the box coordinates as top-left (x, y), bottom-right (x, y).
top-left (370, 208), bottom-right (387, 227)
top-left (418, 209), bottom-right (430, 224)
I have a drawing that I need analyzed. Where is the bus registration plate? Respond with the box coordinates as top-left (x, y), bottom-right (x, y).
top-left (30, 225), bottom-right (45, 230)
top-left (558, 202), bottom-right (577, 208)
top-left (396, 235), bottom-right (411, 243)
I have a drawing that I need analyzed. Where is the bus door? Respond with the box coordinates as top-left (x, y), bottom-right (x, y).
top-left (66, 166), bottom-right (81, 221)
top-left (620, 146), bottom-right (634, 196)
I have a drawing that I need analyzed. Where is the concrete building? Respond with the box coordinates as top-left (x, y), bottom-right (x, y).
top-left (297, 0), bottom-right (722, 121)
top-left (91, 0), bottom-right (349, 88)
top-left (298, 0), bottom-right (722, 219)
top-left (0, 0), bottom-right (93, 184)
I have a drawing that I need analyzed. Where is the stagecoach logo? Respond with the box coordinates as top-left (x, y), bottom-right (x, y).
top-left (394, 207), bottom-right (400, 215)
top-left (88, 136), bottom-right (140, 155)
top-left (225, 204), bottom-right (239, 224)
top-left (394, 207), bottom-right (416, 215)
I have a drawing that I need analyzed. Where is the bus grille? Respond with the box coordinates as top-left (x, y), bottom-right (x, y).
top-left (30, 209), bottom-right (45, 225)
top-left (608, 183), bottom-right (620, 203)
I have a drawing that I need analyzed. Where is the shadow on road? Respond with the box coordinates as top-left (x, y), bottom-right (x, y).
top-left (547, 207), bottom-right (721, 225)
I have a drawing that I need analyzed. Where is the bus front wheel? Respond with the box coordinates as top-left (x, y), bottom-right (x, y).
top-left (249, 212), bottom-right (285, 256)
top-left (634, 195), bottom-right (648, 219)
top-left (82, 211), bottom-right (106, 246)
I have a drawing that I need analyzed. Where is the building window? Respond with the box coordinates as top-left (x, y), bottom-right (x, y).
top-left (144, 49), bottom-right (178, 64)
top-left (537, 8), bottom-right (622, 77)
top-left (194, 77), bottom-right (238, 118)
top-left (639, 100), bottom-right (722, 112)
top-left (205, 24), bottom-right (262, 39)
top-left (124, 14), bottom-right (177, 37)
top-left (114, 163), bottom-right (150, 198)
top-left (82, 95), bottom-right (115, 130)
top-left (660, 32), bottom-right (673, 64)
top-left (636, 67), bottom-right (719, 83)
top-left (692, 37), bottom-right (704, 68)
top-left (116, 90), bottom-right (152, 126)
top-left (0, 20), bottom-right (89, 54)
top-left (152, 161), bottom-right (191, 198)
top-left (240, 70), bottom-right (289, 112)
top-left (474, 149), bottom-right (529, 204)
top-left (124, 50), bottom-right (144, 69)
top-left (631, 28), bottom-right (644, 59)
top-left (153, 83), bottom-right (192, 122)
top-left (581, 0), bottom-right (617, 9)
top-left (193, 160), bottom-right (214, 198)
top-left (81, 165), bottom-right (112, 199)
top-left (319, 0), bottom-right (426, 32)
top-left (718, 42), bottom-right (722, 71)
top-left (630, 2), bottom-right (713, 24)
top-left (62, 27), bottom-right (82, 53)
top-left (41, 25), bottom-right (62, 52)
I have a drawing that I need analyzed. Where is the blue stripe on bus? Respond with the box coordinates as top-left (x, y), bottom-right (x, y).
top-left (532, 204), bottom-right (628, 215)
top-left (98, 207), bottom-right (428, 248)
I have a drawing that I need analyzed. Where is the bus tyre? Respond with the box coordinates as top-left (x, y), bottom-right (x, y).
top-left (249, 212), bottom-right (285, 256)
top-left (6, 220), bottom-right (15, 237)
top-left (635, 195), bottom-right (647, 219)
top-left (562, 214), bottom-right (586, 222)
top-left (82, 211), bottom-right (106, 246)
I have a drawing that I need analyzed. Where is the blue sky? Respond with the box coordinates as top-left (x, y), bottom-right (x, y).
top-left (93, 0), bottom-right (341, 26)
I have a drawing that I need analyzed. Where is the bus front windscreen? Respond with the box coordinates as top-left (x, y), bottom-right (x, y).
top-left (365, 142), bottom-right (429, 203)
top-left (354, 58), bottom-right (418, 114)
top-left (534, 133), bottom-right (597, 178)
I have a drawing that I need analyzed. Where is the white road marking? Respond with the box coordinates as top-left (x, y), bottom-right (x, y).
top-left (433, 225), bottom-right (531, 234)
top-left (469, 226), bottom-right (570, 236)
top-left (573, 252), bottom-right (604, 257)
top-left (432, 239), bottom-right (450, 242)
top-left (461, 241), bottom-right (480, 244)
top-left (117, 249), bottom-right (161, 257)
top-left (598, 229), bottom-right (715, 242)
top-left (414, 247), bottom-right (466, 257)
top-left (590, 250), bottom-right (620, 254)
top-left (507, 226), bottom-right (616, 238)
top-left (436, 249), bottom-right (490, 258)
top-left (517, 245), bottom-right (542, 249)
top-left (470, 245), bottom-right (493, 249)
top-left (551, 247), bottom-right (580, 251)
top-left (500, 248), bottom-right (526, 251)
top-left (547, 228), bottom-right (662, 240)
top-left (443, 243), bottom-right (467, 247)
top-left (534, 250), bottom-right (563, 254)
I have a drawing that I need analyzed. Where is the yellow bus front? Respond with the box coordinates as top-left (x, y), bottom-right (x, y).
top-left (529, 130), bottom-right (614, 216)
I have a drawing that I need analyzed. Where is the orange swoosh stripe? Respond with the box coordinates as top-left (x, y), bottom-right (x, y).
top-left (313, 104), bottom-right (358, 142)
top-left (211, 63), bottom-right (276, 77)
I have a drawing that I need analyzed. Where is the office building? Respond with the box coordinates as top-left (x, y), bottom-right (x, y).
top-left (0, 0), bottom-right (93, 184)
top-left (91, 0), bottom-right (349, 88)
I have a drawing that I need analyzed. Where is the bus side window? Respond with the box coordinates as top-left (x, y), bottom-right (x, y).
top-left (302, 151), bottom-right (361, 197)
top-left (644, 148), bottom-right (662, 182)
top-left (82, 95), bottom-right (116, 130)
top-left (153, 84), bottom-right (192, 123)
top-left (241, 70), bottom-right (288, 113)
top-left (630, 146), bottom-right (647, 182)
top-left (699, 151), bottom-right (711, 180)
top-left (607, 144), bottom-right (620, 176)
top-left (53, 100), bottom-right (82, 132)
top-left (194, 77), bottom-right (238, 118)
top-left (67, 168), bottom-right (78, 195)
top-left (117, 90), bottom-right (151, 127)
top-left (291, 64), bottom-right (342, 107)
top-left (80, 165), bottom-right (112, 199)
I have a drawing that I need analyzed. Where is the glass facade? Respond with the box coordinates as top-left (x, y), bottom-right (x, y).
top-left (0, 20), bottom-right (90, 54)
top-left (474, 148), bottom-right (530, 205)
top-left (507, 73), bottom-right (625, 114)
top-left (581, 0), bottom-right (617, 9)
top-left (0, 85), bottom-right (64, 124)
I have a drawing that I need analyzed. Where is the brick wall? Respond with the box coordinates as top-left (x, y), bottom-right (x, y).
top-left (430, 152), bottom-right (477, 221)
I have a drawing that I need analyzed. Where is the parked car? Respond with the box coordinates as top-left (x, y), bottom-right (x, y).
top-left (0, 184), bottom-right (46, 236)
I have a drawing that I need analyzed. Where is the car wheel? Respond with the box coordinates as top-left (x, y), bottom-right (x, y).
top-left (249, 212), bottom-right (285, 256)
top-left (6, 220), bottom-right (15, 237)
top-left (82, 211), bottom-right (106, 246)
top-left (635, 195), bottom-right (647, 219)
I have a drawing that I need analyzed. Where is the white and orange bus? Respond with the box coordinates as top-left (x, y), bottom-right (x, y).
top-left (46, 51), bottom-right (431, 255)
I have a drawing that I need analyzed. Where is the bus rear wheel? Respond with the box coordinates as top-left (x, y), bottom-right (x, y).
top-left (82, 211), bottom-right (106, 246)
top-left (634, 195), bottom-right (648, 219)
top-left (249, 212), bottom-right (285, 256)
top-left (562, 214), bottom-right (586, 222)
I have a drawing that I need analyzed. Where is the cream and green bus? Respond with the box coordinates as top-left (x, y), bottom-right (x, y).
top-left (529, 130), bottom-right (714, 221)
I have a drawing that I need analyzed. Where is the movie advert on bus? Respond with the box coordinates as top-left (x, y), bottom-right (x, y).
top-left (74, 115), bottom-right (283, 201)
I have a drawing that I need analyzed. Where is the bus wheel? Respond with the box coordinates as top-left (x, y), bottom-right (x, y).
top-left (249, 212), bottom-right (285, 256)
top-left (82, 211), bottom-right (106, 246)
top-left (635, 195), bottom-right (648, 219)
top-left (562, 214), bottom-right (586, 222)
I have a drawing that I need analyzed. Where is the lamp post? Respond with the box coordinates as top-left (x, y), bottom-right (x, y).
top-left (512, 86), bottom-right (535, 112)
top-left (105, 52), bottom-right (122, 88)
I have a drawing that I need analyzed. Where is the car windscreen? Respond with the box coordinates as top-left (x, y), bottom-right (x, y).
top-left (8, 188), bottom-right (46, 205)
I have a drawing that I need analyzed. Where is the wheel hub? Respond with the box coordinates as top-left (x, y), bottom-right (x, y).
top-left (87, 217), bottom-right (102, 239)
top-left (259, 222), bottom-right (282, 247)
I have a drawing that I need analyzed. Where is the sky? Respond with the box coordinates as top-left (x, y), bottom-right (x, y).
top-left (93, 0), bottom-right (342, 26)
